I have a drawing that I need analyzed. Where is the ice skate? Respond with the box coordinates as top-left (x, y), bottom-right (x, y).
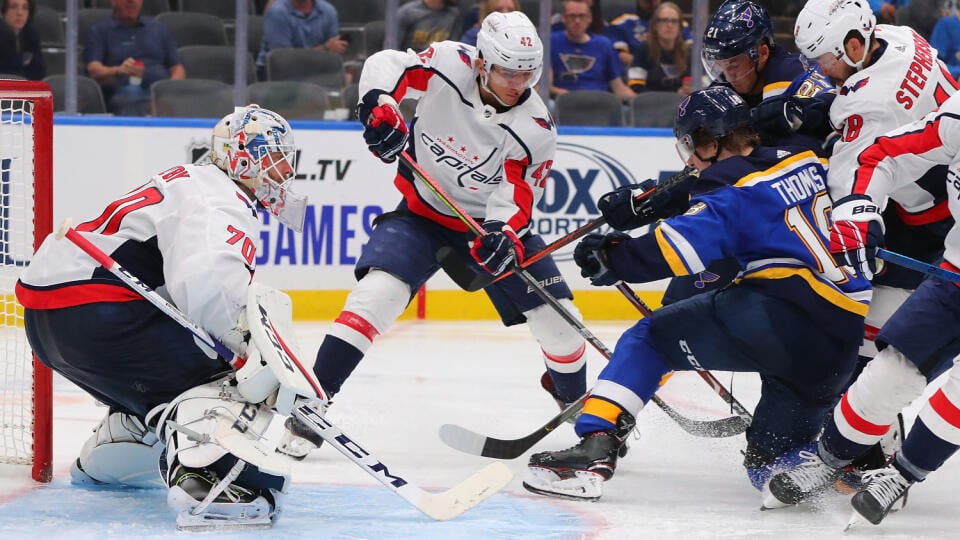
top-left (276, 401), bottom-right (332, 460)
top-left (846, 465), bottom-right (912, 529)
top-left (762, 450), bottom-right (844, 509)
top-left (167, 464), bottom-right (278, 531)
top-left (540, 372), bottom-right (631, 458)
top-left (523, 412), bottom-right (634, 501)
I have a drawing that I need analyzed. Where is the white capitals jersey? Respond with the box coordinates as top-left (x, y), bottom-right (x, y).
top-left (827, 25), bottom-right (959, 219)
top-left (358, 41), bottom-right (557, 235)
top-left (16, 163), bottom-right (260, 342)
top-left (851, 92), bottom-right (960, 270)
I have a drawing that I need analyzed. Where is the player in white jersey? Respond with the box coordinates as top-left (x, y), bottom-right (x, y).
top-left (794, 0), bottom-right (959, 365)
top-left (16, 105), bottom-right (309, 529)
top-left (278, 11), bottom-right (591, 458)
top-left (764, 89), bottom-right (960, 528)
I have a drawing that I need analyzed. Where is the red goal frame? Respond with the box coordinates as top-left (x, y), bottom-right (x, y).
top-left (0, 79), bottom-right (53, 482)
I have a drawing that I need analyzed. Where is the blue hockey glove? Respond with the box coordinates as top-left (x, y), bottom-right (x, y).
top-left (751, 94), bottom-right (803, 138)
top-left (573, 233), bottom-right (629, 286)
top-left (470, 221), bottom-right (524, 276)
top-left (829, 195), bottom-right (885, 280)
top-left (357, 91), bottom-right (409, 163)
top-left (598, 179), bottom-right (690, 231)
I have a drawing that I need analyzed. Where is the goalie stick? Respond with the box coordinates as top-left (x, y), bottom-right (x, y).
top-left (436, 166), bottom-right (697, 292)
top-left (56, 221), bottom-right (512, 521)
top-left (399, 153), bottom-right (749, 456)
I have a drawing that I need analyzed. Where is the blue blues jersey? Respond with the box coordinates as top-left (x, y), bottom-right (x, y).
top-left (606, 147), bottom-right (871, 340)
top-left (605, 12), bottom-right (692, 55)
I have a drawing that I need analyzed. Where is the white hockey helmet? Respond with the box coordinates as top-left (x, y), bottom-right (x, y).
top-left (210, 105), bottom-right (308, 231)
top-left (476, 11), bottom-right (543, 88)
top-left (794, 0), bottom-right (876, 69)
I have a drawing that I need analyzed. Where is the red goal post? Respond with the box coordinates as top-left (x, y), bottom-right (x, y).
top-left (0, 79), bottom-right (53, 482)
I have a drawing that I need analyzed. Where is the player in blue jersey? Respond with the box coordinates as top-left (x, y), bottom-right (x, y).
top-left (616, 0), bottom-right (835, 306)
top-left (521, 86), bottom-right (872, 502)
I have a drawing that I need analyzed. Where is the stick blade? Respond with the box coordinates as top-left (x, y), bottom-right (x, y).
top-left (407, 462), bottom-right (513, 521)
top-left (438, 423), bottom-right (488, 456)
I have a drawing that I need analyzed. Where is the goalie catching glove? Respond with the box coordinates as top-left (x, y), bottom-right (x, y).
top-left (573, 233), bottom-right (629, 286)
top-left (829, 194), bottom-right (885, 280)
top-left (597, 178), bottom-right (691, 231)
top-left (470, 220), bottom-right (524, 276)
top-left (357, 91), bottom-right (409, 163)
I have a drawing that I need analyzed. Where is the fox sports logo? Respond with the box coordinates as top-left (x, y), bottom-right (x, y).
top-left (534, 142), bottom-right (637, 262)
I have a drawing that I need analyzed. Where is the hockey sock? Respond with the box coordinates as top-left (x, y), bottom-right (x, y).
top-left (313, 334), bottom-right (365, 395)
top-left (575, 397), bottom-right (624, 437)
top-left (545, 364), bottom-right (587, 404)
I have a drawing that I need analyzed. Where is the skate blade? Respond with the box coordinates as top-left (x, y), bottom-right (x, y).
top-left (843, 511), bottom-right (868, 532)
top-left (759, 484), bottom-right (791, 511)
top-left (522, 467), bottom-right (603, 501)
top-left (176, 513), bottom-right (273, 531)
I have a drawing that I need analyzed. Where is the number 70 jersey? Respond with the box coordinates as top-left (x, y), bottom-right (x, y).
top-left (16, 163), bottom-right (261, 342)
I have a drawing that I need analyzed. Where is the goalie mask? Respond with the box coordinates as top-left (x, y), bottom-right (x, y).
top-left (211, 105), bottom-right (308, 232)
top-left (476, 11), bottom-right (543, 104)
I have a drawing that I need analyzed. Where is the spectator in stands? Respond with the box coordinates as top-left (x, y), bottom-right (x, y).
top-left (0, 0), bottom-right (45, 80)
top-left (869, 0), bottom-right (906, 24)
top-left (627, 1), bottom-right (691, 95)
top-left (257, 0), bottom-right (347, 80)
top-left (549, 0), bottom-right (607, 34)
top-left (396, 0), bottom-right (461, 52)
top-left (607, 0), bottom-right (690, 68)
top-left (930, 3), bottom-right (960, 79)
top-left (460, 0), bottom-right (518, 47)
top-left (84, 0), bottom-right (184, 116)
top-left (550, 0), bottom-right (635, 101)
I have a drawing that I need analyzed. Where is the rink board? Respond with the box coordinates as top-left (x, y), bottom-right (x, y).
top-left (51, 118), bottom-right (684, 319)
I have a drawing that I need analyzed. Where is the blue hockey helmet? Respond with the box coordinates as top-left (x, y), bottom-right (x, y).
top-left (701, 0), bottom-right (775, 82)
top-left (674, 86), bottom-right (752, 162)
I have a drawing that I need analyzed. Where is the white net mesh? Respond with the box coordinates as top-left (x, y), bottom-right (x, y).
top-left (0, 96), bottom-right (38, 466)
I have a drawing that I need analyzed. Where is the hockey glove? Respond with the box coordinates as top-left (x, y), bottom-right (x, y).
top-left (357, 91), bottom-right (409, 163)
top-left (470, 220), bottom-right (524, 276)
top-left (830, 194), bottom-right (885, 280)
top-left (597, 179), bottom-right (690, 231)
top-left (573, 232), bottom-right (629, 286)
top-left (750, 94), bottom-right (803, 138)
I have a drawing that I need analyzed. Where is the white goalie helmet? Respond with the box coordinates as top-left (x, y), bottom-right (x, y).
top-left (476, 11), bottom-right (543, 88)
top-left (211, 105), bottom-right (308, 231)
top-left (794, 0), bottom-right (876, 69)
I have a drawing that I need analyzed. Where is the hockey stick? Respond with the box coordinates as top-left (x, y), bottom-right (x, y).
top-left (399, 154), bottom-right (747, 453)
top-left (876, 248), bottom-right (960, 284)
top-left (56, 220), bottom-right (512, 521)
top-left (613, 282), bottom-right (753, 427)
top-left (437, 216), bottom-right (607, 292)
top-left (436, 166), bottom-right (698, 292)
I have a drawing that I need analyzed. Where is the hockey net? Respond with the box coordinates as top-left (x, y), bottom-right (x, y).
top-left (0, 80), bottom-right (53, 482)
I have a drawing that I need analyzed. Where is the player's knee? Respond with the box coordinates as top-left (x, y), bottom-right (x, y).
top-left (71, 410), bottom-right (164, 488)
top-left (342, 269), bottom-right (412, 334)
top-left (525, 300), bottom-right (586, 370)
top-left (848, 346), bottom-right (926, 420)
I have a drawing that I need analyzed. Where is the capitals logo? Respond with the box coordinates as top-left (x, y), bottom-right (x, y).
top-left (840, 77), bottom-right (870, 95)
top-left (533, 115), bottom-right (554, 131)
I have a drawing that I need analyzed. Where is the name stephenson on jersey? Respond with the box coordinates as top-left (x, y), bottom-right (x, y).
top-left (16, 163), bottom-right (261, 341)
top-left (827, 24), bottom-right (960, 217)
top-left (358, 40), bottom-right (557, 235)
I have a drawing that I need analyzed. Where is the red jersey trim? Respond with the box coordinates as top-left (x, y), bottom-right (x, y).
top-left (895, 199), bottom-right (951, 226)
top-left (853, 118), bottom-right (943, 195)
top-left (15, 281), bottom-right (143, 309)
top-left (394, 173), bottom-right (472, 231)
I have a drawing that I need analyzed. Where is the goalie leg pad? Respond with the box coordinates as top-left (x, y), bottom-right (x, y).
top-left (71, 410), bottom-right (164, 488)
top-left (157, 380), bottom-right (291, 528)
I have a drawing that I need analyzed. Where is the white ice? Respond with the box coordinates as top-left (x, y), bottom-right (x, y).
top-left (1, 320), bottom-right (956, 539)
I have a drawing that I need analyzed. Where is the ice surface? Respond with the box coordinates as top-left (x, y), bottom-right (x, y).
top-left (1, 321), bottom-right (955, 539)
